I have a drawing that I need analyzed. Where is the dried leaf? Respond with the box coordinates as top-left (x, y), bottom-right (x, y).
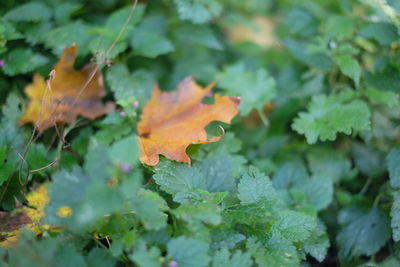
top-left (137, 77), bottom-right (239, 166)
top-left (0, 184), bottom-right (49, 247)
top-left (19, 45), bottom-right (114, 131)
top-left (226, 16), bottom-right (279, 48)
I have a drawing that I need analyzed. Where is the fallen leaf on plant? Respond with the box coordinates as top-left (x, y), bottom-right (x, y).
top-left (137, 76), bottom-right (240, 166)
top-left (0, 184), bottom-right (49, 248)
top-left (19, 44), bottom-right (114, 131)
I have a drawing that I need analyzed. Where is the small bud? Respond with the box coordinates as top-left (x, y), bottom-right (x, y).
top-left (120, 111), bottom-right (126, 117)
top-left (120, 163), bottom-right (132, 173)
top-left (168, 261), bottom-right (178, 267)
top-left (132, 101), bottom-right (139, 108)
top-left (0, 60), bottom-right (4, 67)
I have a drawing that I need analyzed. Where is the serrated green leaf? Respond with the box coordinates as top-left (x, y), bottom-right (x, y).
top-left (352, 142), bottom-right (385, 178)
top-left (365, 88), bottom-right (400, 108)
top-left (167, 237), bottom-right (210, 267)
top-left (2, 49), bottom-right (48, 75)
top-left (246, 236), bottom-right (299, 267)
top-left (173, 0), bottom-right (222, 24)
top-left (210, 229), bottom-right (246, 250)
top-left (5, 3), bottom-right (52, 22)
top-left (88, 5), bottom-right (145, 60)
top-left (337, 205), bottom-right (391, 258)
top-left (45, 21), bottom-right (92, 56)
top-left (131, 15), bottom-right (174, 58)
top-left (212, 248), bottom-right (253, 267)
top-left (108, 136), bottom-right (138, 166)
top-left (333, 54), bottom-right (361, 84)
top-left (154, 154), bottom-right (242, 196)
top-left (130, 246), bottom-right (162, 267)
top-left (299, 175), bottom-right (334, 211)
top-left (238, 167), bottom-right (276, 204)
top-left (272, 160), bottom-right (309, 189)
top-left (292, 91), bottom-right (371, 144)
top-left (175, 24), bottom-right (222, 50)
top-left (132, 189), bottom-right (168, 230)
top-left (219, 63), bottom-right (276, 115)
top-left (272, 210), bottom-right (316, 242)
top-left (303, 221), bottom-right (329, 262)
top-left (106, 64), bottom-right (154, 105)
top-left (44, 167), bottom-right (91, 227)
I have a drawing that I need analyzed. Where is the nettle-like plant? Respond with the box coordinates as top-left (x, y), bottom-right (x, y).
top-left (0, 0), bottom-right (400, 266)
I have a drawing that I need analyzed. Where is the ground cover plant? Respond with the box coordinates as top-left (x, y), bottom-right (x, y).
top-left (0, 0), bottom-right (400, 266)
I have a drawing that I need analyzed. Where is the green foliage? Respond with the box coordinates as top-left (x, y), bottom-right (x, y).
top-left (292, 90), bottom-right (371, 144)
top-left (1, 0), bottom-right (399, 266)
top-left (219, 63), bottom-right (276, 115)
top-left (336, 205), bottom-right (391, 259)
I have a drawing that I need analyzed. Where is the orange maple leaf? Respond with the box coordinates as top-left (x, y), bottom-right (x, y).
top-left (19, 44), bottom-right (114, 131)
top-left (137, 76), bottom-right (240, 166)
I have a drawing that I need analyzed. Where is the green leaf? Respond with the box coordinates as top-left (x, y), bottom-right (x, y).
top-left (303, 221), bottom-right (330, 262)
top-left (2, 49), bottom-right (48, 75)
top-left (45, 21), bottom-right (92, 56)
top-left (44, 167), bottom-right (91, 228)
top-left (172, 190), bottom-right (225, 233)
top-left (130, 246), bottom-right (162, 267)
top-left (5, 231), bottom-right (86, 267)
top-left (307, 148), bottom-right (353, 181)
top-left (388, 148), bottom-right (400, 188)
top-left (210, 229), bottom-right (246, 250)
top-left (84, 138), bottom-right (111, 180)
top-left (175, 24), bottom-right (222, 50)
top-left (89, 5), bottom-right (145, 59)
top-left (5, 2), bottom-right (52, 22)
top-left (106, 64), bottom-right (154, 105)
top-left (173, 0), bottom-right (222, 24)
top-left (352, 142), bottom-right (385, 178)
top-left (25, 143), bottom-right (52, 175)
top-left (283, 38), bottom-right (333, 71)
top-left (365, 88), bottom-right (400, 108)
top-left (219, 63), bottom-right (276, 115)
top-left (154, 154), bottom-right (242, 196)
top-left (167, 237), bottom-right (210, 267)
top-left (272, 210), bottom-right (316, 242)
top-left (298, 175), bottom-right (334, 211)
top-left (212, 248), bottom-right (253, 267)
top-left (132, 189), bottom-right (169, 230)
top-left (86, 248), bottom-right (117, 267)
top-left (238, 167), bottom-right (277, 204)
top-left (246, 236), bottom-right (300, 267)
top-left (292, 90), bottom-right (371, 144)
top-left (130, 15), bottom-right (174, 58)
top-left (333, 54), bottom-right (361, 84)
top-left (272, 160), bottom-right (309, 189)
top-left (337, 205), bottom-right (391, 258)
top-left (325, 15), bottom-right (355, 40)
top-left (0, 18), bottom-right (22, 41)
top-left (108, 136), bottom-right (139, 166)
top-left (391, 191), bottom-right (400, 241)
top-left (360, 22), bottom-right (398, 45)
